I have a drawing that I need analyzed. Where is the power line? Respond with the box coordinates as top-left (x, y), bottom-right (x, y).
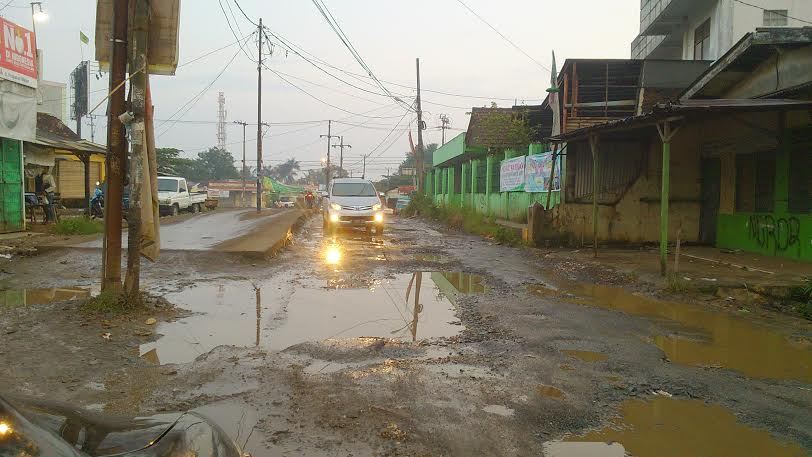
top-left (309, 0), bottom-right (414, 112)
top-left (732, 0), bottom-right (812, 25)
top-left (233, 0), bottom-right (260, 27)
top-left (453, 0), bottom-right (550, 72)
top-left (157, 45), bottom-right (245, 138)
top-left (344, 108), bottom-right (413, 169)
top-left (218, 0), bottom-right (256, 62)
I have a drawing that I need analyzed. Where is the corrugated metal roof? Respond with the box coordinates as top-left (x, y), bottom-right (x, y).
top-left (552, 99), bottom-right (812, 141)
top-left (28, 113), bottom-right (106, 154)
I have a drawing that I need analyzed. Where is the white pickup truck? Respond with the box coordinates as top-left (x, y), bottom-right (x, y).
top-left (158, 176), bottom-right (207, 216)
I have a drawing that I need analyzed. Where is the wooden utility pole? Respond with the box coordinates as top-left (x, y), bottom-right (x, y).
top-left (320, 120), bottom-right (338, 187)
top-left (255, 18), bottom-right (264, 212)
top-left (234, 120), bottom-right (248, 206)
top-left (331, 136), bottom-right (351, 177)
top-left (102, 0), bottom-right (129, 292)
top-left (438, 114), bottom-right (450, 145)
top-left (124, 0), bottom-right (150, 298)
top-left (415, 58), bottom-right (425, 193)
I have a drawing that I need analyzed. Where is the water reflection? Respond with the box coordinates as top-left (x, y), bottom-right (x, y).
top-left (139, 272), bottom-right (472, 364)
top-left (565, 397), bottom-right (805, 457)
top-left (0, 288), bottom-right (91, 307)
top-left (538, 282), bottom-right (812, 382)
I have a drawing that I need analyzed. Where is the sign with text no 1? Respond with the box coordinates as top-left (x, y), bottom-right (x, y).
top-left (500, 156), bottom-right (525, 192)
top-left (0, 18), bottom-right (37, 88)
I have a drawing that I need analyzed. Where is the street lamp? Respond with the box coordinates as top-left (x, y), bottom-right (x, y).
top-left (31, 2), bottom-right (48, 22)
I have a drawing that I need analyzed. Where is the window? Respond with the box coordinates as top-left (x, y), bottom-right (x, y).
top-left (694, 19), bottom-right (711, 60)
top-left (763, 10), bottom-right (789, 27)
top-left (331, 182), bottom-right (377, 197)
top-left (735, 152), bottom-right (775, 213)
top-left (788, 148), bottom-right (812, 213)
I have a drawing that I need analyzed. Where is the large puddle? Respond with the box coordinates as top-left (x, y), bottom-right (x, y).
top-left (140, 271), bottom-right (480, 364)
top-left (0, 287), bottom-right (91, 307)
top-left (535, 282), bottom-right (812, 382)
top-left (561, 397), bottom-right (805, 457)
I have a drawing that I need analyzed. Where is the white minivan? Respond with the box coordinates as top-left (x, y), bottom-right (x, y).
top-left (323, 178), bottom-right (384, 234)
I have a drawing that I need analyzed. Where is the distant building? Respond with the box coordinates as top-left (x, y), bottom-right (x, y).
top-left (38, 80), bottom-right (68, 124)
top-left (631, 0), bottom-right (812, 60)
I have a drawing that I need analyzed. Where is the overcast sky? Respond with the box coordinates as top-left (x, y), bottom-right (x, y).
top-left (1, 0), bottom-right (639, 179)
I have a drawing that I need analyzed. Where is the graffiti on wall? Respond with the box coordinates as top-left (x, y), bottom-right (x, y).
top-left (747, 215), bottom-right (801, 255)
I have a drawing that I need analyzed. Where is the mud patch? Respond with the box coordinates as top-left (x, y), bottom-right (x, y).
top-left (565, 396), bottom-right (805, 457)
top-left (543, 441), bottom-right (626, 457)
top-left (483, 404), bottom-right (514, 417)
top-left (193, 399), bottom-right (267, 456)
top-left (562, 350), bottom-right (608, 363)
top-left (537, 384), bottom-right (565, 399)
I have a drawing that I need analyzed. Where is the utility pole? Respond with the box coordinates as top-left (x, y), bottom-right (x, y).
top-left (102, 0), bottom-right (129, 293)
top-left (331, 136), bottom-right (351, 178)
top-left (88, 115), bottom-right (97, 142)
top-left (362, 154), bottom-right (367, 179)
top-left (124, 0), bottom-right (150, 298)
top-left (320, 120), bottom-right (338, 188)
top-left (438, 114), bottom-right (450, 145)
top-left (415, 58), bottom-right (425, 192)
top-left (234, 121), bottom-right (247, 206)
top-left (256, 18), bottom-right (264, 212)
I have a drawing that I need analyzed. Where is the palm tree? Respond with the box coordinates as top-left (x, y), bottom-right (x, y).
top-left (269, 158), bottom-right (301, 183)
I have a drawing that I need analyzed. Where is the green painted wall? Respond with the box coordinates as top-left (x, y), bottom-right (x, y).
top-left (433, 133), bottom-right (467, 166)
top-left (717, 213), bottom-right (812, 262)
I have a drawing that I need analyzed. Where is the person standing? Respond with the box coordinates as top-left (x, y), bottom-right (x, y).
top-left (40, 168), bottom-right (57, 223)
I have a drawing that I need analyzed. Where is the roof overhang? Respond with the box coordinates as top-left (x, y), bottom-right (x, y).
top-left (680, 28), bottom-right (812, 100)
top-left (550, 99), bottom-right (812, 143)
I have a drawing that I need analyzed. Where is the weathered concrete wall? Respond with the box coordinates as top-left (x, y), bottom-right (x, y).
top-left (554, 125), bottom-right (702, 243)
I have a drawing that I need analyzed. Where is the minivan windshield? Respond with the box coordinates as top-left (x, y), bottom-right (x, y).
top-left (331, 182), bottom-right (377, 197)
top-left (157, 178), bottom-right (179, 192)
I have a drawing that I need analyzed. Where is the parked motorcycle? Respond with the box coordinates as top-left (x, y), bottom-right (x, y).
top-left (90, 183), bottom-right (104, 219)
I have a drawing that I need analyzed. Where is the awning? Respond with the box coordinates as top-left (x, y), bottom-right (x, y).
top-left (26, 136), bottom-right (106, 155)
top-left (23, 143), bottom-right (54, 167)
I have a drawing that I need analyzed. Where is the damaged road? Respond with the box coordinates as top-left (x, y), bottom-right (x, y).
top-left (1, 216), bottom-right (811, 456)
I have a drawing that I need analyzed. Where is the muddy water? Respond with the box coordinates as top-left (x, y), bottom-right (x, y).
top-left (0, 287), bottom-right (91, 307)
top-left (141, 272), bottom-right (474, 364)
top-left (561, 350), bottom-right (608, 363)
top-left (542, 282), bottom-right (812, 382)
top-left (565, 397), bottom-right (806, 457)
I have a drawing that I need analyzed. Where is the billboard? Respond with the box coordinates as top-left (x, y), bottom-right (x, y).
top-left (71, 62), bottom-right (89, 119)
top-left (525, 152), bottom-right (562, 193)
top-left (0, 18), bottom-right (38, 88)
top-left (499, 156), bottom-right (525, 192)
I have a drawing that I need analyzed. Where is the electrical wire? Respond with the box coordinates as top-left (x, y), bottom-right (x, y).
top-left (453, 0), bottom-right (550, 72)
top-left (309, 0), bottom-right (414, 112)
top-left (157, 45), bottom-right (244, 138)
top-left (218, 0), bottom-right (255, 62)
top-left (232, 0), bottom-right (260, 27)
top-left (732, 0), bottom-right (812, 25)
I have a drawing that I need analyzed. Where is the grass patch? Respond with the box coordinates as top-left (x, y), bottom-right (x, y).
top-left (53, 217), bottom-right (104, 235)
top-left (665, 274), bottom-right (690, 293)
top-left (403, 194), bottom-right (522, 245)
top-left (789, 279), bottom-right (812, 320)
top-left (81, 289), bottom-right (142, 314)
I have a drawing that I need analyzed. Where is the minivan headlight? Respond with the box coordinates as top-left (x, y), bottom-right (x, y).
top-left (330, 203), bottom-right (342, 211)
top-left (373, 203), bottom-right (382, 211)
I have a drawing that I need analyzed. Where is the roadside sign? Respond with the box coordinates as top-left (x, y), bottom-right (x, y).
top-left (0, 18), bottom-right (38, 88)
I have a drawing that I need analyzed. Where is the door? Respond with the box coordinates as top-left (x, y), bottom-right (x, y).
top-left (0, 138), bottom-right (23, 233)
top-left (699, 158), bottom-right (721, 245)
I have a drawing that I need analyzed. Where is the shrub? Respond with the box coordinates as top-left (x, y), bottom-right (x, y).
top-left (53, 217), bottom-right (104, 235)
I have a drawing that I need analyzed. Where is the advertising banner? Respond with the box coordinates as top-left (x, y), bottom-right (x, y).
top-left (499, 156), bottom-right (525, 192)
top-left (525, 152), bottom-right (561, 193)
top-left (0, 18), bottom-right (38, 88)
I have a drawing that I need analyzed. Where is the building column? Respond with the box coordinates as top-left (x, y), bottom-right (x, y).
top-left (434, 169), bottom-right (441, 198)
top-left (485, 155), bottom-right (495, 215)
top-left (460, 162), bottom-right (468, 206)
top-left (656, 120), bottom-right (682, 276)
top-left (775, 112), bottom-right (790, 214)
top-left (426, 170), bottom-right (434, 196)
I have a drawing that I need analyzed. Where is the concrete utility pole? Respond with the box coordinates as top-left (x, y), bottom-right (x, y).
top-left (234, 120), bottom-right (248, 206)
top-left (415, 58), bottom-right (425, 192)
top-left (331, 136), bottom-right (351, 177)
top-left (256, 18), bottom-right (264, 212)
top-left (362, 154), bottom-right (367, 179)
top-left (124, 0), bottom-right (150, 298)
top-left (320, 120), bottom-right (339, 188)
top-left (102, 0), bottom-right (129, 292)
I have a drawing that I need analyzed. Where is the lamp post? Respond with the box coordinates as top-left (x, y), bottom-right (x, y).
top-left (30, 2), bottom-right (47, 78)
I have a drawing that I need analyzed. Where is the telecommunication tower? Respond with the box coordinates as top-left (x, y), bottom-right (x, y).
top-left (217, 92), bottom-right (227, 150)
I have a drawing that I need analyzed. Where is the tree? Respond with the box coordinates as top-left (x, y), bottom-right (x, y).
top-left (267, 158), bottom-right (301, 183)
top-left (400, 142), bottom-right (437, 171)
top-left (195, 147), bottom-right (240, 183)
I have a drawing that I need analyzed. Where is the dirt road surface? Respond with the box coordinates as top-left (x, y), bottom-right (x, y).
top-left (1, 216), bottom-right (811, 456)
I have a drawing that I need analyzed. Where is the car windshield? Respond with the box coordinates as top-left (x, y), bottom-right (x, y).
top-left (331, 182), bottom-right (377, 197)
top-left (157, 178), bottom-right (178, 192)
